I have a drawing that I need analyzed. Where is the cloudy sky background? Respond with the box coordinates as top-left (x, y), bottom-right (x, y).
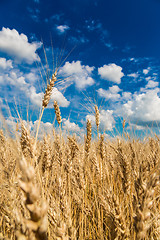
top-left (1, 0), bottom-right (160, 138)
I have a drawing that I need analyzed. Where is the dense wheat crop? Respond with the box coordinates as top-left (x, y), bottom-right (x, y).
top-left (1, 125), bottom-right (160, 239)
top-left (1, 72), bottom-right (160, 240)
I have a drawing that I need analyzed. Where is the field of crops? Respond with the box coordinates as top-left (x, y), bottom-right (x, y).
top-left (1, 71), bottom-right (160, 240)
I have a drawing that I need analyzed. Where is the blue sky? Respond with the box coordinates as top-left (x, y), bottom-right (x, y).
top-left (1, 0), bottom-right (160, 138)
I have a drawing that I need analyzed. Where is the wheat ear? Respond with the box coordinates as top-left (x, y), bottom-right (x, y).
top-left (53, 100), bottom-right (62, 126)
top-left (34, 71), bottom-right (57, 150)
top-left (135, 171), bottom-right (160, 239)
top-left (42, 71), bottom-right (57, 108)
top-left (20, 122), bottom-right (33, 159)
top-left (85, 119), bottom-right (92, 158)
top-left (19, 156), bottom-right (48, 240)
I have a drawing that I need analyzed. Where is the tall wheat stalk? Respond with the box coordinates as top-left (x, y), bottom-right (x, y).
top-left (34, 70), bottom-right (57, 151)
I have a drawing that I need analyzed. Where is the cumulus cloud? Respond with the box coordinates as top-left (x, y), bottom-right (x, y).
top-left (32, 120), bottom-right (53, 137)
top-left (145, 80), bottom-right (159, 89)
top-left (5, 116), bottom-right (18, 132)
top-left (5, 117), bottom-right (53, 138)
top-left (122, 92), bottom-right (132, 101)
top-left (0, 70), bottom-right (28, 91)
top-left (86, 109), bottom-right (115, 131)
top-left (0, 27), bottom-right (42, 64)
top-left (28, 86), bottom-right (70, 108)
top-left (98, 63), bottom-right (124, 84)
top-left (0, 64), bottom-right (69, 108)
top-left (51, 88), bottom-right (70, 107)
top-left (63, 118), bottom-right (81, 132)
top-left (109, 85), bottom-right (121, 93)
top-left (140, 80), bottom-right (159, 92)
top-left (59, 61), bottom-right (95, 89)
top-left (28, 86), bottom-right (44, 107)
top-left (25, 71), bottom-right (38, 83)
top-left (0, 58), bottom-right (13, 69)
top-left (118, 89), bottom-right (160, 127)
top-left (97, 85), bottom-right (121, 101)
top-left (56, 25), bottom-right (70, 34)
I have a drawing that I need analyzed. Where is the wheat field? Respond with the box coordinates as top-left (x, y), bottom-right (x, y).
top-left (1, 71), bottom-right (160, 240)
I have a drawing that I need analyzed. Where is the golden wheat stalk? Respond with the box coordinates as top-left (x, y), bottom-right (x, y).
top-left (85, 119), bottom-right (92, 158)
top-left (20, 122), bottom-right (33, 160)
top-left (19, 156), bottom-right (48, 240)
top-left (53, 100), bottom-right (62, 126)
top-left (42, 71), bottom-right (57, 108)
top-left (34, 71), bottom-right (57, 151)
top-left (135, 171), bottom-right (160, 239)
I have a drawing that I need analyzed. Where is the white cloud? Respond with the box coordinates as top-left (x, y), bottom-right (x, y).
top-left (145, 80), bottom-right (159, 89)
top-left (59, 61), bottom-right (95, 89)
top-left (140, 80), bottom-right (159, 92)
top-left (86, 109), bottom-right (115, 131)
top-left (25, 71), bottom-right (38, 83)
top-left (63, 118), bottom-right (81, 132)
top-left (0, 61), bottom-right (69, 108)
top-left (127, 123), bottom-right (146, 131)
top-left (28, 86), bottom-right (70, 108)
top-left (127, 72), bottom-right (139, 78)
top-left (98, 63), bottom-right (124, 84)
top-left (97, 85), bottom-right (121, 101)
top-left (5, 116), bottom-right (53, 138)
top-left (0, 76), bottom-right (3, 84)
top-left (109, 85), bottom-right (121, 93)
top-left (9, 72), bottom-right (27, 87)
top-left (5, 116), bottom-right (18, 132)
top-left (28, 86), bottom-right (44, 107)
top-left (145, 76), bottom-right (152, 81)
top-left (0, 98), bottom-right (7, 110)
top-left (122, 92), bottom-right (132, 100)
top-left (56, 25), bottom-right (70, 34)
top-left (59, 61), bottom-right (94, 75)
top-left (143, 68), bottom-right (150, 75)
top-left (0, 70), bottom-right (28, 91)
top-left (0, 58), bottom-right (13, 69)
top-left (51, 88), bottom-right (70, 107)
top-left (75, 75), bottom-right (94, 89)
top-left (0, 27), bottom-right (42, 64)
top-left (118, 89), bottom-right (160, 126)
top-left (32, 120), bottom-right (53, 136)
